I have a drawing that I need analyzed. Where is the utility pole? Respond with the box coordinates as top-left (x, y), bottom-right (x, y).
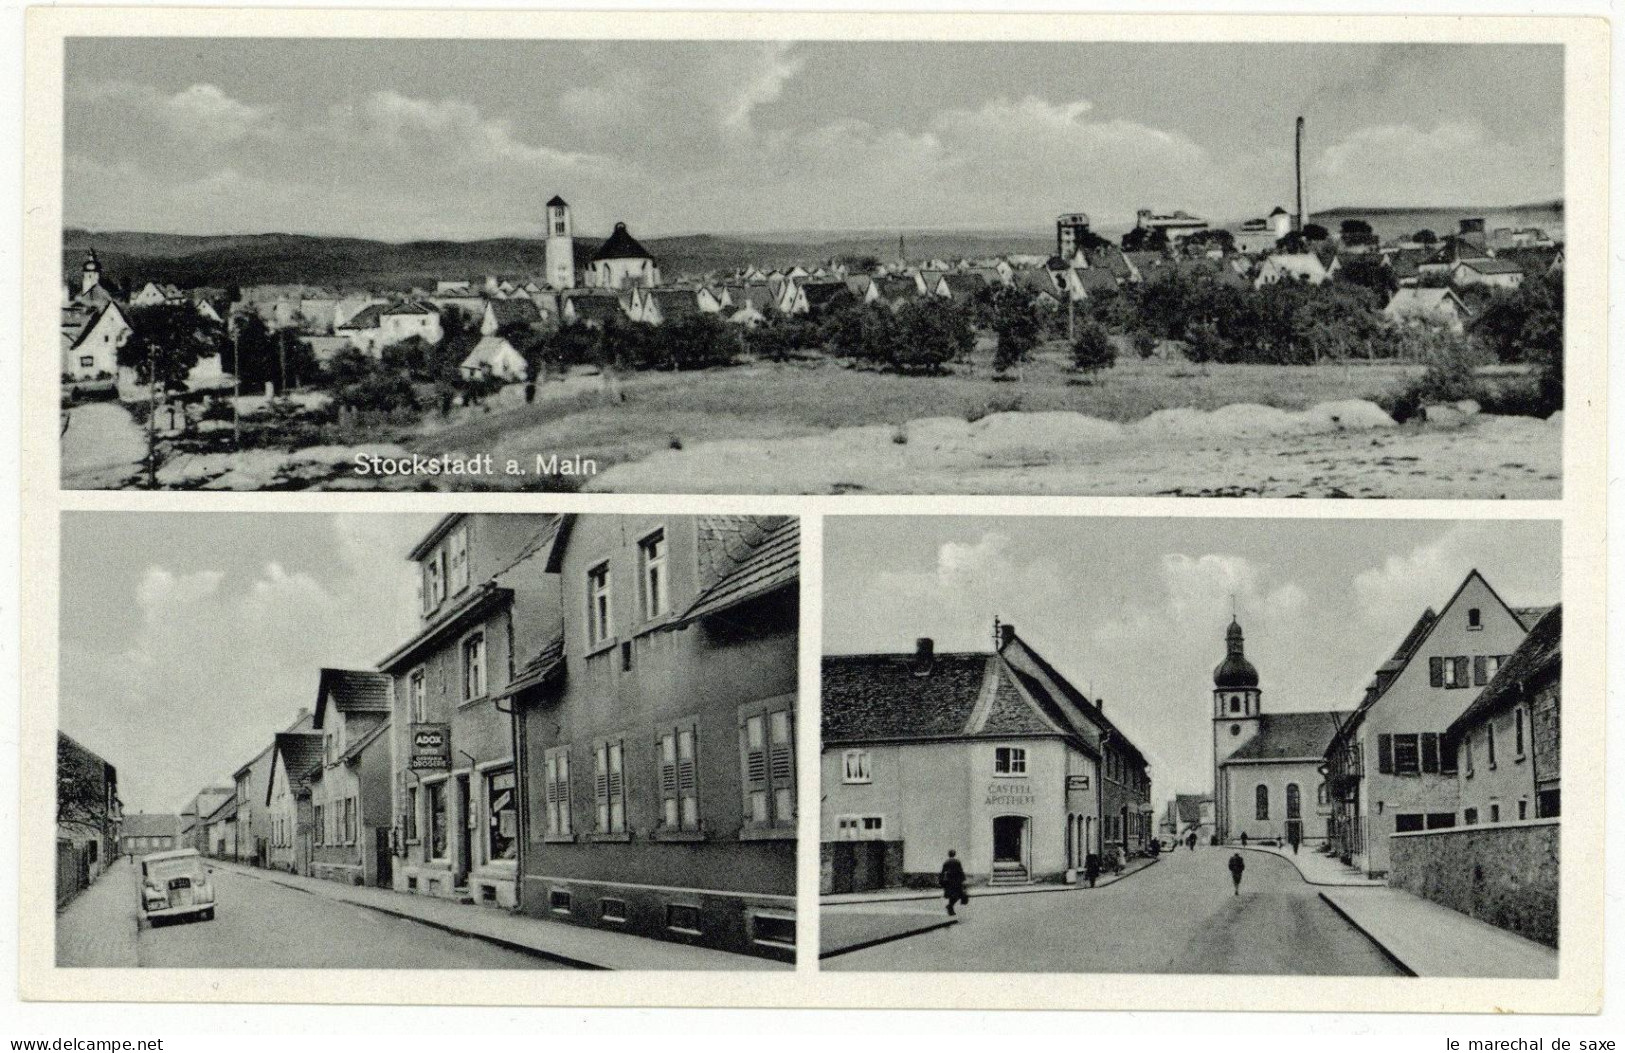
top-left (231, 322), bottom-right (241, 449)
top-left (145, 343), bottom-right (158, 490)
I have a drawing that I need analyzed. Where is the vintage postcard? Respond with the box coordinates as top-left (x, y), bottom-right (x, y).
top-left (17, 6), bottom-right (1608, 1018)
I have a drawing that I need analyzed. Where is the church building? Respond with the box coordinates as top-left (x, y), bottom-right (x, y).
top-left (583, 222), bottom-right (661, 290)
top-left (1211, 619), bottom-right (1344, 846)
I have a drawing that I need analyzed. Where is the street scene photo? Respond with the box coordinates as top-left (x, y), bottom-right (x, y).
top-left (58, 39), bottom-right (1563, 495)
top-left (56, 511), bottom-right (799, 969)
top-left (818, 516), bottom-right (1561, 976)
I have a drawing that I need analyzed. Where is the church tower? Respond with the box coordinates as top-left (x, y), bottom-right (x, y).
top-left (544, 196), bottom-right (575, 291)
top-left (1212, 618), bottom-right (1263, 840)
top-left (81, 247), bottom-right (102, 295)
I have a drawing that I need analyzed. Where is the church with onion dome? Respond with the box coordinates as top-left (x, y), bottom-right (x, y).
top-left (1210, 618), bottom-right (1348, 847)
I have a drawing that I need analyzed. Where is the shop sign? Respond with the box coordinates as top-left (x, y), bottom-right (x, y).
top-left (410, 723), bottom-right (451, 771)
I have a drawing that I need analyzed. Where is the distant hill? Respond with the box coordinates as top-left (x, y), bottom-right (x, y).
top-left (1308, 201), bottom-right (1563, 244)
top-left (61, 228), bottom-right (1051, 291)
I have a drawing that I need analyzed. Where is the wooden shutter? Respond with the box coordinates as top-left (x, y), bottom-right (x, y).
top-left (1429, 657), bottom-right (1444, 687)
top-left (657, 732), bottom-right (677, 824)
top-left (1453, 657), bottom-right (1469, 688)
top-left (769, 709), bottom-right (795, 822)
top-left (1377, 734), bottom-right (1393, 774)
top-left (1420, 733), bottom-right (1440, 774)
top-left (1440, 737), bottom-right (1459, 775)
top-left (1473, 656), bottom-right (1487, 686)
top-left (594, 742), bottom-right (609, 829)
top-left (677, 724), bottom-right (698, 827)
top-left (740, 715), bottom-right (768, 820)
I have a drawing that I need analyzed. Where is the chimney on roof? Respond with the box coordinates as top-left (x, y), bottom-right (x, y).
top-left (1097, 697), bottom-right (1104, 713)
top-left (912, 636), bottom-right (935, 676)
top-left (998, 623), bottom-right (1016, 649)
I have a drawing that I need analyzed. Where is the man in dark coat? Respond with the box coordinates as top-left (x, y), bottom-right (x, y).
top-left (1228, 851), bottom-right (1246, 895)
top-left (1186, 831), bottom-right (1197, 851)
top-left (1083, 853), bottom-right (1101, 888)
top-left (939, 850), bottom-right (968, 916)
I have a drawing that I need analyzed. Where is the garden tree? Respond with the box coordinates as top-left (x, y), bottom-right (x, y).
top-left (1413, 229), bottom-right (1438, 245)
top-left (380, 335), bottom-right (438, 380)
top-left (1338, 219), bottom-right (1374, 239)
top-left (1471, 272), bottom-right (1563, 364)
top-left (1302, 223), bottom-right (1331, 242)
top-left (1334, 255), bottom-right (1399, 296)
top-left (1070, 319), bottom-right (1118, 376)
top-left (529, 323), bottom-right (597, 377)
top-left (119, 303), bottom-right (226, 391)
top-left (57, 737), bottom-right (113, 837)
top-left (1082, 286), bottom-right (1136, 332)
top-left (824, 302), bottom-right (894, 364)
top-left (1177, 229), bottom-right (1235, 256)
top-left (987, 286), bottom-right (1043, 374)
top-left (1275, 231), bottom-right (1310, 254)
top-left (232, 315), bottom-right (318, 393)
top-left (1183, 321), bottom-right (1230, 364)
top-left (646, 314), bottom-right (737, 371)
top-left (1120, 226), bottom-right (1170, 253)
top-left (1070, 226), bottom-right (1115, 254)
top-left (889, 299), bottom-right (972, 374)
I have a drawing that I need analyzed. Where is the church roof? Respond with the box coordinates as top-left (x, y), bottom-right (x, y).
top-left (591, 222), bottom-right (653, 262)
top-left (1213, 619), bottom-right (1260, 688)
top-left (1225, 711), bottom-right (1346, 763)
top-left (547, 195), bottom-right (568, 207)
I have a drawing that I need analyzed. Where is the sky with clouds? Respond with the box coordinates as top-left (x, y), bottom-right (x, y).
top-left (63, 39), bottom-right (1563, 240)
top-left (823, 517), bottom-right (1560, 800)
top-left (59, 512), bottom-right (438, 814)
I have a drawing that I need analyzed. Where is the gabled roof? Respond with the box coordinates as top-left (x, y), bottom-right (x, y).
top-left (1225, 710), bottom-right (1345, 763)
top-left (485, 297), bottom-right (542, 328)
top-left (1447, 606), bottom-right (1561, 743)
top-left (674, 517), bottom-right (799, 627)
top-left (591, 222), bottom-right (654, 262)
top-left (800, 281), bottom-right (851, 307)
top-left (266, 733), bottom-right (324, 804)
top-left (1455, 257), bottom-right (1525, 275)
top-left (337, 304), bottom-right (384, 330)
top-left (377, 581), bottom-right (516, 672)
top-left (646, 288), bottom-right (703, 320)
top-left (337, 719), bottom-right (392, 766)
top-left (121, 813), bottom-right (182, 838)
top-left (1074, 267), bottom-right (1120, 294)
top-left (314, 668), bottom-right (392, 728)
top-left (1175, 793), bottom-right (1212, 823)
top-left (203, 795), bottom-right (238, 824)
top-left (547, 195), bottom-right (568, 207)
top-left (822, 652), bottom-right (1036, 742)
top-left (498, 634), bottom-right (566, 700)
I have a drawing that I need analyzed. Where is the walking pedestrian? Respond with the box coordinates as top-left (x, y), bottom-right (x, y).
top-left (1239, 831), bottom-right (1248, 846)
top-left (1288, 826), bottom-right (1301, 855)
top-left (940, 850), bottom-right (968, 916)
top-left (1186, 831), bottom-right (1197, 852)
top-left (1228, 851), bottom-right (1246, 895)
top-left (1083, 853), bottom-right (1100, 889)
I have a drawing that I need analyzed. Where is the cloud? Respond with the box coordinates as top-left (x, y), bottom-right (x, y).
top-left (1316, 121), bottom-right (1555, 205)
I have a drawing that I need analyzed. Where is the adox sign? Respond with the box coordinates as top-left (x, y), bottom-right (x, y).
top-left (410, 723), bottom-right (451, 771)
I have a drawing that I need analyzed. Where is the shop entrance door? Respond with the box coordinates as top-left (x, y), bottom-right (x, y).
top-left (991, 815), bottom-right (1030, 882)
top-left (454, 774), bottom-right (473, 889)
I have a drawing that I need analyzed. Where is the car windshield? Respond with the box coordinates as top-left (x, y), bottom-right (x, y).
top-left (145, 859), bottom-right (202, 883)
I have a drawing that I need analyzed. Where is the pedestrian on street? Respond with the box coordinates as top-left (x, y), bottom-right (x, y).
top-left (1083, 853), bottom-right (1100, 889)
top-left (1186, 831), bottom-right (1197, 852)
top-left (940, 850), bottom-right (968, 916)
top-left (1228, 851), bottom-right (1246, 895)
top-left (1239, 831), bottom-right (1248, 846)
top-left (1288, 826), bottom-right (1301, 855)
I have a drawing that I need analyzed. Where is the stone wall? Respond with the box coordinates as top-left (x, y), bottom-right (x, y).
top-left (1389, 820), bottom-right (1558, 947)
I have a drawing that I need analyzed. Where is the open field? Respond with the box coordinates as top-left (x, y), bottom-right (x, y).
top-left (61, 353), bottom-right (1560, 497)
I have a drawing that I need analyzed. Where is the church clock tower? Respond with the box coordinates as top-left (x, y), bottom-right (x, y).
top-left (544, 195), bottom-right (575, 291)
top-left (1212, 618), bottom-right (1263, 841)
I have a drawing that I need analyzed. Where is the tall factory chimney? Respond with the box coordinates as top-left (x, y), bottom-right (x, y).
top-left (1294, 116), bottom-right (1307, 233)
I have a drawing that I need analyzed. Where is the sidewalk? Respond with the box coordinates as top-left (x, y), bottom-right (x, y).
top-left (1233, 843), bottom-right (1384, 886)
top-left (820, 854), bottom-right (1160, 906)
top-left (1320, 886), bottom-right (1558, 978)
top-left (56, 861), bottom-right (140, 968)
top-left (216, 861), bottom-right (784, 971)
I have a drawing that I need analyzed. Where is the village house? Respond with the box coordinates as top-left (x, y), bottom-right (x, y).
top-left (120, 813), bottom-right (182, 857)
top-left (202, 794), bottom-right (237, 858)
top-left (265, 731), bottom-right (324, 874)
top-left (230, 707), bottom-right (313, 868)
top-left (338, 301), bottom-right (444, 356)
top-left (177, 787), bottom-right (233, 856)
top-left (459, 335), bottom-right (529, 383)
top-left (583, 222), bottom-right (661, 291)
top-left (633, 287), bottom-right (705, 326)
top-left (480, 296), bottom-right (545, 336)
top-left (1383, 287), bottom-right (1473, 333)
top-left (130, 281), bottom-right (185, 307)
top-left (1162, 793), bottom-right (1216, 845)
top-left (381, 514), bottom-right (562, 909)
top-left (306, 669), bottom-right (394, 887)
top-left (1254, 252), bottom-right (1331, 287)
top-left (1210, 618), bottom-right (1344, 846)
top-left (1388, 607), bottom-right (1562, 947)
top-left (1325, 570), bottom-right (1546, 877)
top-left (560, 289), bottom-right (628, 328)
top-left (60, 300), bottom-right (132, 381)
top-left (508, 515), bottom-right (799, 960)
top-left (821, 623), bottom-right (1152, 896)
top-left (1450, 257), bottom-right (1526, 291)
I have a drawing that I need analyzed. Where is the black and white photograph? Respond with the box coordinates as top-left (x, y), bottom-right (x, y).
top-left (819, 516), bottom-right (1561, 977)
top-left (55, 511), bottom-right (799, 970)
top-left (55, 38), bottom-right (1566, 496)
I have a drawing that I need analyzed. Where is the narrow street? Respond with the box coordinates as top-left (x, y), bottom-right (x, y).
top-left (824, 847), bottom-right (1404, 975)
top-left (70, 861), bottom-right (566, 969)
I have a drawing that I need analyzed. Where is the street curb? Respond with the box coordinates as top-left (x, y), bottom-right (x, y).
top-left (819, 855), bottom-right (1161, 908)
top-left (819, 919), bottom-right (958, 961)
top-left (1317, 891), bottom-right (1418, 977)
top-left (1231, 845), bottom-right (1382, 888)
top-left (225, 864), bottom-right (607, 970)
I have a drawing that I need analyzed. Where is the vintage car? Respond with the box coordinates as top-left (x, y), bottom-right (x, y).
top-left (138, 848), bottom-right (215, 925)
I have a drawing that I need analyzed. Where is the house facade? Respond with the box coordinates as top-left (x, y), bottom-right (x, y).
top-left (266, 732), bottom-right (324, 874)
top-left (307, 669), bottom-right (394, 887)
top-left (120, 813), bottom-right (181, 857)
top-left (56, 732), bottom-right (121, 905)
top-left (382, 514), bottom-right (562, 909)
top-left (821, 624), bottom-right (1152, 895)
top-left (510, 515), bottom-right (799, 960)
top-left (1325, 571), bottom-right (1544, 877)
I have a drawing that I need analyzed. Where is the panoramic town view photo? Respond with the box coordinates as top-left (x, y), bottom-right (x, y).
top-left (58, 40), bottom-right (1563, 495)
top-left (818, 516), bottom-right (1561, 976)
top-left (56, 512), bottom-right (799, 969)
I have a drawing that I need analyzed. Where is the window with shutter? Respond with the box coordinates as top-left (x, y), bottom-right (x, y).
top-left (658, 732), bottom-right (679, 828)
top-left (677, 725), bottom-right (699, 830)
top-left (739, 699), bottom-right (796, 833)
top-left (1420, 732), bottom-right (1440, 774)
top-left (1474, 655), bottom-right (1487, 685)
top-left (1429, 657), bottom-right (1444, 687)
top-left (1393, 734), bottom-right (1420, 775)
top-left (1377, 734), bottom-right (1393, 774)
top-left (742, 714), bottom-right (768, 824)
top-left (607, 740), bottom-right (625, 832)
top-left (594, 742), bottom-right (610, 831)
top-left (769, 710), bottom-right (794, 825)
top-left (1441, 737), bottom-right (1459, 775)
top-left (1453, 656), bottom-right (1470, 688)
